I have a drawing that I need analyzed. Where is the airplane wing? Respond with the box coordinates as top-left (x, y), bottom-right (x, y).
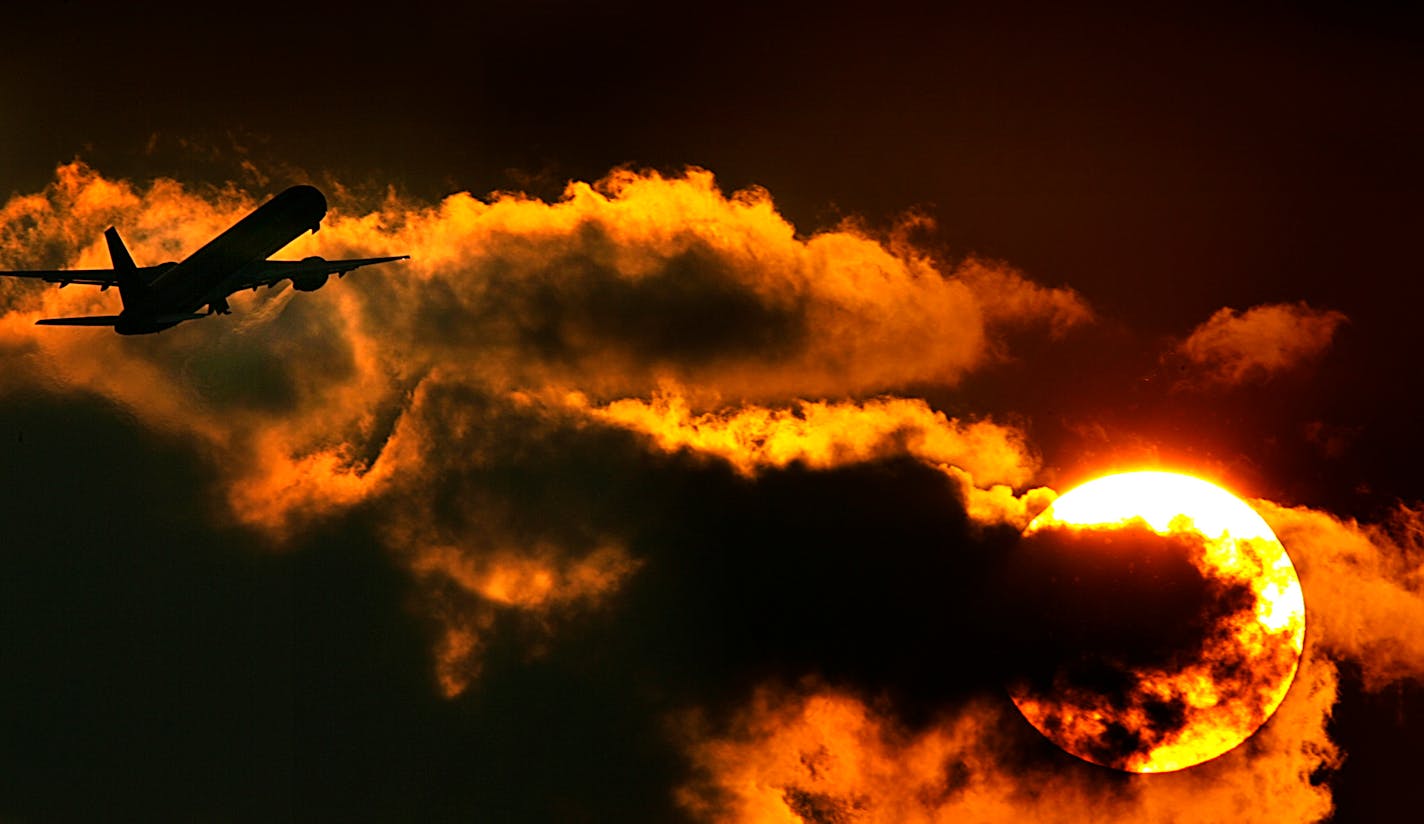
top-left (0, 260), bottom-right (171, 290)
top-left (0, 267), bottom-right (123, 288)
top-left (229, 255), bottom-right (410, 292)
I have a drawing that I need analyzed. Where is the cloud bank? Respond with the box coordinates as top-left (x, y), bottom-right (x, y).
top-left (1, 164), bottom-right (1418, 822)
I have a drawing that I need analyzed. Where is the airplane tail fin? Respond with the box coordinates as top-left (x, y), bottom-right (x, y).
top-left (104, 227), bottom-right (148, 309)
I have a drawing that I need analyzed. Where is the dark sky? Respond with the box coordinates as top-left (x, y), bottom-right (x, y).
top-left (2, 2), bottom-right (1421, 821)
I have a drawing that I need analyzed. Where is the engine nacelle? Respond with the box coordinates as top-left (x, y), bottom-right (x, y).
top-left (292, 256), bottom-right (329, 291)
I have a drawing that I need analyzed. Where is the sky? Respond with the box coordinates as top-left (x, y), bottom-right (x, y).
top-left (1, 2), bottom-right (1421, 821)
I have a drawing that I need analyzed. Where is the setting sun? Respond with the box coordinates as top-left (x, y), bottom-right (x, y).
top-left (1012, 471), bottom-right (1306, 773)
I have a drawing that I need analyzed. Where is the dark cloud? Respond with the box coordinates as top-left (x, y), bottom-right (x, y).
top-left (1006, 524), bottom-right (1255, 685)
top-left (0, 165), bottom-right (1078, 820)
top-left (0, 138), bottom-right (1419, 821)
top-left (445, 232), bottom-right (811, 368)
top-left (371, 378), bottom-right (1028, 711)
top-left (0, 391), bottom-right (294, 821)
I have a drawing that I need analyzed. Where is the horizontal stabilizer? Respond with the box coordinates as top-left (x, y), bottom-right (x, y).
top-left (35, 315), bottom-right (122, 326)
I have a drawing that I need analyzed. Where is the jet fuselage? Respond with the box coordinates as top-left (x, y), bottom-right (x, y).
top-left (116, 185), bottom-right (328, 334)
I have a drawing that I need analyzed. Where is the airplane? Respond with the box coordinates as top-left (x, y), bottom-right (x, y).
top-left (0, 184), bottom-right (408, 334)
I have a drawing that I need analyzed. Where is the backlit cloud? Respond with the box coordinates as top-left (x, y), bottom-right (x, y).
top-left (0, 162), bottom-right (1089, 532)
top-left (584, 392), bottom-right (1035, 484)
top-left (1173, 302), bottom-right (1347, 385)
top-left (0, 164), bottom-right (1418, 822)
top-left (1260, 500), bottom-right (1424, 689)
top-left (678, 651), bottom-right (1339, 824)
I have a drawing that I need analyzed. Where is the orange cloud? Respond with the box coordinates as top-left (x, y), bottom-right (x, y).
top-left (1259, 500), bottom-right (1424, 689)
top-left (577, 390), bottom-right (1056, 531)
top-left (6, 164), bottom-right (1415, 820)
top-left (411, 543), bottom-right (638, 610)
top-left (410, 541), bottom-right (640, 697)
top-left (0, 162), bottom-right (1088, 538)
top-left (955, 261), bottom-right (1095, 340)
top-left (1173, 302), bottom-right (1347, 385)
top-left (668, 495), bottom-right (1424, 823)
top-left (316, 167), bottom-right (1092, 402)
top-left (583, 392), bottom-right (1035, 484)
top-left (432, 616), bottom-right (489, 699)
top-left (678, 649), bottom-right (1338, 823)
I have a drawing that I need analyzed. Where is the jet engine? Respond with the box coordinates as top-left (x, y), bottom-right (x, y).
top-left (292, 256), bottom-right (330, 291)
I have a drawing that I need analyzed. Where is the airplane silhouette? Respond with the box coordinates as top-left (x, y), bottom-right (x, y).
top-left (0, 185), bottom-right (408, 334)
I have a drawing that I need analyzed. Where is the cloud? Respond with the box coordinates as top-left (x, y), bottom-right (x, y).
top-left (579, 391), bottom-right (1058, 532)
top-left (351, 377), bottom-right (1044, 701)
top-left (330, 167), bottom-right (1092, 401)
top-left (1259, 500), bottom-right (1424, 690)
top-left (656, 492), bottom-right (1424, 824)
top-left (1172, 302), bottom-right (1347, 385)
top-left (954, 261), bottom-right (1095, 341)
top-left (583, 391), bottom-right (1037, 484)
top-left (1, 162), bottom-right (1089, 528)
top-left (678, 649), bottom-right (1339, 824)
top-left (2, 163), bottom-right (1419, 821)
top-left (0, 163), bottom-right (1095, 717)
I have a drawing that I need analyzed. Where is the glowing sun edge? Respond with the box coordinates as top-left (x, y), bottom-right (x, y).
top-left (1019, 470), bottom-right (1307, 773)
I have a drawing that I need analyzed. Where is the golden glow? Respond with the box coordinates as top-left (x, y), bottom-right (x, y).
top-left (1013, 471), bottom-right (1306, 773)
top-left (583, 391), bottom-right (1036, 487)
top-left (1034, 471), bottom-right (1275, 541)
top-left (679, 657), bottom-right (1340, 823)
